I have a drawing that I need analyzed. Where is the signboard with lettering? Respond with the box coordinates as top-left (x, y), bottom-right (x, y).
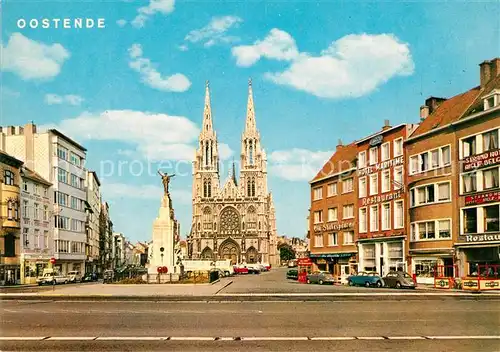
top-left (361, 190), bottom-right (403, 206)
top-left (465, 191), bottom-right (500, 206)
top-left (313, 222), bottom-right (354, 233)
top-left (459, 233), bottom-right (500, 243)
top-left (369, 135), bottom-right (383, 147)
top-left (358, 156), bottom-right (404, 177)
top-left (462, 149), bottom-right (500, 172)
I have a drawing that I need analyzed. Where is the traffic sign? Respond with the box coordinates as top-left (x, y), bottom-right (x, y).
top-left (50, 257), bottom-right (56, 264)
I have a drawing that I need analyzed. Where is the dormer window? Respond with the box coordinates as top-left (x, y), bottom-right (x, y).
top-left (483, 89), bottom-right (499, 110)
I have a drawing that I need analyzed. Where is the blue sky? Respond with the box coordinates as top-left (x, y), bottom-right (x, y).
top-left (1, 0), bottom-right (499, 243)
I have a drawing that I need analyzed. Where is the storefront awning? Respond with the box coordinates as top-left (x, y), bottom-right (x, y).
top-left (310, 252), bottom-right (356, 259)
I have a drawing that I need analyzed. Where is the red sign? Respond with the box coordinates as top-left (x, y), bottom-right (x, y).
top-left (465, 190), bottom-right (500, 206)
top-left (462, 149), bottom-right (500, 171)
top-left (50, 257), bottom-right (56, 264)
top-left (157, 266), bottom-right (169, 274)
top-left (297, 258), bottom-right (313, 266)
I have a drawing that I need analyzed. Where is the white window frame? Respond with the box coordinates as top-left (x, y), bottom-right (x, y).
top-left (359, 207), bottom-right (367, 233)
top-left (327, 183), bottom-right (337, 197)
top-left (369, 173), bottom-right (378, 196)
top-left (370, 205), bottom-right (379, 232)
top-left (393, 166), bottom-right (404, 190)
top-left (381, 142), bottom-right (390, 161)
top-left (410, 181), bottom-right (452, 207)
top-left (382, 169), bottom-right (391, 193)
top-left (409, 144), bottom-right (452, 175)
top-left (381, 202), bottom-right (391, 231)
top-left (359, 176), bottom-right (367, 198)
top-left (358, 151), bottom-right (367, 168)
top-left (369, 147), bottom-right (378, 165)
top-left (394, 200), bottom-right (404, 229)
top-left (410, 218), bottom-right (452, 241)
top-left (342, 177), bottom-right (353, 194)
top-left (393, 137), bottom-right (403, 157)
top-left (343, 230), bottom-right (354, 245)
top-left (313, 187), bottom-right (323, 201)
top-left (314, 234), bottom-right (324, 247)
top-left (343, 204), bottom-right (354, 219)
top-left (328, 207), bottom-right (338, 222)
top-left (328, 233), bottom-right (338, 246)
top-left (314, 210), bottom-right (323, 224)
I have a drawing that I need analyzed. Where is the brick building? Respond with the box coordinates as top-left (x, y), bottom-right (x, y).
top-left (309, 141), bottom-right (358, 281)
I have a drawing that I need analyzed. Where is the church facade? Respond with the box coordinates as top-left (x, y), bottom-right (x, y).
top-left (187, 81), bottom-right (279, 266)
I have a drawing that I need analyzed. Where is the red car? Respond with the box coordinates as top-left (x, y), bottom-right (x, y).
top-left (233, 265), bottom-right (249, 274)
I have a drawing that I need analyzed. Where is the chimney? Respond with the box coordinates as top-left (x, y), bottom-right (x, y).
top-left (24, 123), bottom-right (36, 170)
top-left (24, 123), bottom-right (37, 134)
top-left (336, 139), bottom-right (343, 151)
top-left (425, 96), bottom-right (447, 114)
top-left (480, 58), bottom-right (500, 87)
top-left (6, 126), bottom-right (15, 136)
top-left (420, 105), bottom-right (430, 121)
top-left (382, 119), bottom-right (391, 131)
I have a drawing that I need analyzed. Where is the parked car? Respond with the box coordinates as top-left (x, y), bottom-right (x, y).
top-left (67, 271), bottom-right (82, 283)
top-left (36, 270), bottom-right (68, 285)
top-left (82, 272), bottom-right (98, 282)
top-left (288, 259), bottom-right (297, 268)
top-left (383, 271), bottom-right (416, 289)
top-left (306, 271), bottom-right (335, 285)
top-left (286, 269), bottom-right (298, 280)
top-left (233, 265), bottom-right (249, 275)
top-left (257, 264), bottom-right (268, 272)
top-left (262, 263), bottom-right (272, 271)
top-left (246, 264), bottom-right (261, 274)
top-left (347, 271), bottom-right (384, 288)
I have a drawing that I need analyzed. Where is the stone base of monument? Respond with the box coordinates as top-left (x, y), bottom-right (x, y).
top-left (142, 273), bottom-right (181, 283)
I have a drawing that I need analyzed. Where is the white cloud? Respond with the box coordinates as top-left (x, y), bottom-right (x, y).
top-left (232, 28), bottom-right (299, 67)
top-left (234, 31), bottom-right (414, 98)
top-left (45, 93), bottom-right (84, 106)
top-left (128, 43), bottom-right (191, 92)
top-left (185, 15), bottom-right (242, 48)
top-left (102, 182), bottom-right (192, 204)
top-left (132, 0), bottom-right (175, 28)
top-left (218, 143), bottom-right (234, 160)
top-left (1, 33), bottom-right (70, 80)
top-left (178, 44), bottom-right (189, 52)
top-left (268, 148), bottom-right (333, 181)
top-left (1, 87), bottom-right (20, 98)
top-left (116, 19), bottom-right (127, 27)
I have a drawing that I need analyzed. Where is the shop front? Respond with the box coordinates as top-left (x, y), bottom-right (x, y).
top-left (358, 236), bottom-right (406, 276)
top-left (310, 252), bottom-right (357, 284)
top-left (409, 250), bottom-right (455, 285)
top-left (20, 253), bottom-right (51, 284)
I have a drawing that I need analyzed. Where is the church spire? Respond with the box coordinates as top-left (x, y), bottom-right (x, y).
top-left (232, 159), bottom-right (238, 186)
top-left (202, 80), bottom-right (213, 133)
top-left (245, 78), bottom-right (256, 132)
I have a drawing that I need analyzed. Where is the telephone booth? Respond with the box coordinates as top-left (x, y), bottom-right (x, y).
top-left (462, 264), bottom-right (500, 291)
top-left (297, 257), bottom-right (313, 284)
top-left (434, 264), bottom-right (457, 289)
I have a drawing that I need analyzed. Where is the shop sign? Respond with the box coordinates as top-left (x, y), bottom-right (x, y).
top-left (316, 259), bottom-right (327, 264)
top-left (465, 190), bottom-right (500, 206)
top-left (462, 149), bottom-right (500, 172)
top-left (480, 280), bottom-right (500, 290)
top-left (361, 190), bottom-right (403, 206)
top-left (460, 233), bottom-right (500, 243)
top-left (358, 156), bottom-right (404, 177)
top-left (313, 222), bottom-right (354, 233)
top-left (297, 258), bottom-right (313, 266)
top-left (462, 279), bottom-right (479, 290)
top-left (369, 135), bottom-right (383, 147)
top-left (434, 278), bottom-right (451, 289)
top-left (310, 252), bottom-right (354, 258)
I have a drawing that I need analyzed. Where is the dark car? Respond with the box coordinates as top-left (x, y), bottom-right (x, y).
top-left (383, 271), bottom-right (416, 289)
top-left (286, 269), bottom-right (298, 280)
top-left (347, 271), bottom-right (384, 288)
top-left (306, 271), bottom-right (335, 285)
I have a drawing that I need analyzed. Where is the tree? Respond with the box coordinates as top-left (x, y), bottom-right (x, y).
top-left (280, 245), bottom-right (296, 262)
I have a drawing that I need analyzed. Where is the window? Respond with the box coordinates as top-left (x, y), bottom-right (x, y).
top-left (439, 220), bottom-right (451, 238)
top-left (55, 216), bottom-right (70, 230)
top-left (313, 210), bottom-right (323, 224)
top-left (7, 200), bottom-right (14, 220)
top-left (483, 168), bottom-right (499, 190)
top-left (43, 187), bottom-right (48, 197)
top-left (343, 204), bottom-right (354, 219)
top-left (369, 147), bottom-right (378, 165)
top-left (484, 205), bottom-right (500, 232)
top-left (438, 182), bottom-right (451, 201)
top-left (22, 181), bottom-right (28, 192)
top-left (370, 205), bottom-right (379, 231)
top-left (420, 153), bottom-right (429, 172)
top-left (56, 240), bottom-right (69, 253)
top-left (44, 231), bottom-right (49, 249)
top-left (382, 170), bottom-right (390, 192)
top-left (23, 228), bottom-right (29, 248)
top-left (342, 177), bottom-right (353, 193)
top-left (431, 149), bottom-right (439, 168)
top-left (359, 208), bottom-right (367, 233)
top-left (34, 230), bottom-right (40, 249)
top-left (442, 146), bottom-right (451, 166)
top-left (359, 177), bottom-right (367, 198)
top-left (34, 203), bottom-right (39, 220)
top-left (483, 130), bottom-right (499, 152)
top-left (70, 174), bottom-right (82, 189)
top-left (4, 170), bottom-right (14, 185)
top-left (23, 200), bottom-right (29, 218)
top-left (382, 203), bottom-right (391, 230)
top-left (394, 200), bottom-right (404, 229)
top-left (463, 136), bottom-right (476, 158)
top-left (43, 205), bottom-right (49, 221)
top-left (314, 234), bottom-right (323, 247)
top-left (394, 138), bottom-right (403, 157)
top-left (328, 233), bottom-right (338, 246)
top-left (463, 172), bottom-right (477, 193)
top-left (327, 183), bottom-right (337, 197)
top-left (56, 192), bottom-right (69, 207)
top-left (70, 153), bottom-right (81, 166)
top-left (57, 146), bottom-right (68, 160)
top-left (313, 187), bottom-right (323, 200)
top-left (34, 184), bottom-right (39, 195)
top-left (370, 174), bottom-right (378, 195)
top-left (58, 168), bottom-right (68, 183)
top-left (410, 156), bottom-right (418, 174)
top-left (4, 234), bottom-right (16, 257)
top-left (358, 151), bottom-right (367, 168)
top-left (418, 221), bottom-right (435, 240)
top-left (328, 208), bottom-right (338, 222)
top-left (394, 166), bottom-right (403, 190)
top-left (464, 208), bottom-right (477, 233)
top-left (343, 231), bottom-right (354, 244)
top-left (381, 143), bottom-right (390, 161)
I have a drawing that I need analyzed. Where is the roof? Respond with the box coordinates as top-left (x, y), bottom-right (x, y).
top-left (88, 170), bottom-right (101, 187)
top-left (409, 74), bottom-right (500, 140)
top-left (355, 123), bottom-right (407, 145)
top-left (310, 143), bottom-right (357, 184)
top-left (49, 128), bottom-right (87, 152)
top-left (21, 166), bottom-right (52, 186)
top-left (0, 150), bottom-right (24, 168)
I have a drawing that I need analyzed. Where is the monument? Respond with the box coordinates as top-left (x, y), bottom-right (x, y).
top-left (146, 171), bottom-right (181, 282)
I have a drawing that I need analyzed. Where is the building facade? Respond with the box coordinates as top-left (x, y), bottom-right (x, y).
top-left (309, 141), bottom-right (358, 280)
top-left (0, 151), bottom-right (23, 285)
top-left (85, 170), bottom-right (101, 273)
top-left (356, 122), bottom-right (417, 276)
top-left (99, 202), bottom-right (113, 271)
top-left (19, 166), bottom-right (53, 284)
top-left (188, 81), bottom-right (278, 265)
top-left (0, 124), bottom-right (88, 275)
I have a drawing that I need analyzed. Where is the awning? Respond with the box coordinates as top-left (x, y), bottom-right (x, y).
top-left (310, 252), bottom-right (356, 259)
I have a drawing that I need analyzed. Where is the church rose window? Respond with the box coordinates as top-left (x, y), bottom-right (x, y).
top-left (220, 207), bottom-right (240, 235)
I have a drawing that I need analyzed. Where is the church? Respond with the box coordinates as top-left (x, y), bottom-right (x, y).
top-left (187, 81), bottom-right (279, 266)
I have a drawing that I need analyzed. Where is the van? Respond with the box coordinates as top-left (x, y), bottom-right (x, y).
top-left (67, 271), bottom-right (82, 283)
top-left (36, 269), bottom-right (68, 285)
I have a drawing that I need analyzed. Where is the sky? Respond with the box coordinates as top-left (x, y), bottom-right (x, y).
top-left (1, 0), bottom-right (499, 243)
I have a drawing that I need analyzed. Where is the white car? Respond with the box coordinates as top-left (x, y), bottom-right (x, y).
top-left (67, 271), bottom-right (82, 283)
top-left (36, 272), bottom-right (68, 285)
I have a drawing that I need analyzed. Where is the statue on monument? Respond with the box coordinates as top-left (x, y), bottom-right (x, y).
top-left (158, 170), bottom-right (176, 195)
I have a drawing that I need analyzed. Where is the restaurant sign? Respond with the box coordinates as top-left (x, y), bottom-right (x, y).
top-left (462, 149), bottom-right (500, 172)
top-left (465, 190), bottom-right (500, 206)
top-left (313, 221), bottom-right (354, 233)
top-left (361, 190), bottom-right (403, 206)
top-left (358, 156), bottom-right (404, 177)
top-left (460, 233), bottom-right (500, 243)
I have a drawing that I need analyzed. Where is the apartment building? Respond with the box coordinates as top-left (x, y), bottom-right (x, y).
top-left (356, 121), bottom-right (417, 276)
top-left (85, 170), bottom-right (101, 273)
top-left (99, 201), bottom-right (113, 271)
top-left (309, 141), bottom-right (358, 280)
top-left (20, 166), bottom-right (53, 284)
top-left (0, 151), bottom-right (23, 285)
top-left (0, 123), bottom-right (88, 274)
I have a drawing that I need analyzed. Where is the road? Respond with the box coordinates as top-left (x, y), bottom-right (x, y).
top-left (1, 300), bottom-right (499, 351)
